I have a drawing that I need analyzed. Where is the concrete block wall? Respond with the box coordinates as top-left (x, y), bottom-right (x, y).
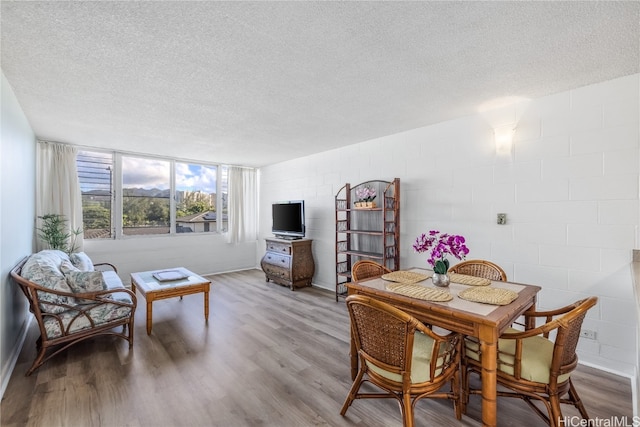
top-left (259, 73), bottom-right (640, 379)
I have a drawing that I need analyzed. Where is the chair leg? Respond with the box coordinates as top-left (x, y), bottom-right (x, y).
top-left (520, 396), bottom-right (553, 425)
top-left (568, 379), bottom-right (589, 419)
top-left (401, 390), bottom-right (414, 427)
top-left (340, 369), bottom-right (365, 416)
top-left (452, 372), bottom-right (462, 420)
top-left (548, 393), bottom-right (563, 427)
top-left (460, 365), bottom-right (473, 414)
top-left (26, 340), bottom-right (47, 376)
top-left (461, 367), bottom-right (467, 405)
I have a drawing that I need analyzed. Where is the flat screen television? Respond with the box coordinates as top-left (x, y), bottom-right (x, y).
top-left (272, 200), bottom-right (305, 239)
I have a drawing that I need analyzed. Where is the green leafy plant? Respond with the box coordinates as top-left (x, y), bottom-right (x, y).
top-left (37, 214), bottom-right (82, 254)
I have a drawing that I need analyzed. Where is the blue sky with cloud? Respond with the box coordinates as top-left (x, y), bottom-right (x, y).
top-left (122, 157), bottom-right (218, 194)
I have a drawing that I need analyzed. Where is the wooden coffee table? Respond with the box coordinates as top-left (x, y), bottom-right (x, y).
top-left (131, 267), bottom-right (211, 335)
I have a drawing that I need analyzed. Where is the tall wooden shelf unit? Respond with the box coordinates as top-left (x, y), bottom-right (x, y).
top-left (335, 178), bottom-right (400, 301)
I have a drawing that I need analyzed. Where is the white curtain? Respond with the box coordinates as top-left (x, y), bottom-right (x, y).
top-left (36, 141), bottom-right (84, 251)
top-left (226, 166), bottom-right (258, 244)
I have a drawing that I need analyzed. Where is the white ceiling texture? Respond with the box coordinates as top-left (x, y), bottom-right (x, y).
top-left (1, 1), bottom-right (638, 168)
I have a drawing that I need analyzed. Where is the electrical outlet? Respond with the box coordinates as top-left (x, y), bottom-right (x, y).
top-left (497, 213), bottom-right (507, 225)
top-left (580, 329), bottom-right (596, 340)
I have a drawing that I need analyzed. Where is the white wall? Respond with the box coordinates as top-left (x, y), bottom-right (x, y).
top-left (1, 71), bottom-right (36, 395)
top-left (84, 232), bottom-right (257, 282)
top-left (259, 74), bottom-right (640, 379)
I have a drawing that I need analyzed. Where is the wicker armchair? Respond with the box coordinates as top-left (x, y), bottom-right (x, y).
top-left (351, 260), bottom-right (391, 282)
top-left (463, 296), bottom-right (598, 426)
top-left (341, 295), bottom-right (462, 427)
top-left (11, 253), bottom-right (136, 375)
top-left (448, 259), bottom-right (507, 281)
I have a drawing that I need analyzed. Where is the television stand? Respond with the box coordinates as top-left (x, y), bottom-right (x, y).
top-left (261, 238), bottom-right (315, 290)
top-left (275, 235), bottom-right (302, 240)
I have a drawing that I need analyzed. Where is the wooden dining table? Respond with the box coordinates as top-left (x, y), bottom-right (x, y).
top-left (346, 268), bottom-right (541, 427)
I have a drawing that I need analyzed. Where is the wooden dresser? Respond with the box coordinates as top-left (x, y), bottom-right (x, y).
top-left (260, 238), bottom-right (315, 290)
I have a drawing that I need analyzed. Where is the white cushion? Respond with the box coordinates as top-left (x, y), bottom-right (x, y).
top-left (102, 270), bottom-right (132, 303)
top-left (70, 252), bottom-right (94, 271)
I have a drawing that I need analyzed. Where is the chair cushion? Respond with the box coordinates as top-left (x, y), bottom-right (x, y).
top-left (70, 252), bottom-right (94, 271)
top-left (101, 270), bottom-right (133, 303)
top-left (366, 331), bottom-right (443, 383)
top-left (42, 302), bottom-right (133, 339)
top-left (466, 328), bottom-right (571, 384)
top-left (22, 250), bottom-right (75, 313)
top-left (60, 259), bottom-right (81, 274)
top-left (42, 270), bottom-right (133, 339)
top-left (64, 271), bottom-right (107, 303)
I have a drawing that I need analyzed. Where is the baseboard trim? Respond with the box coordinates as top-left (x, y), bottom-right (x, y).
top-left (579, 360), bottom-right (637, 417)
top-left (1, 316), bottom-right (31, 399)
top-left (579, 359), bottom-right (634, 380)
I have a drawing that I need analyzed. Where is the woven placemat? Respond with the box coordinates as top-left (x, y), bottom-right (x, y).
top-left (449, 273), bottom-right (491, 286)
top-left (386, 283), bottom-right (453, 302)
top-left (381, 270), bottom-right (430, 284)
top-left (458, 287), bottom-right (518, 305)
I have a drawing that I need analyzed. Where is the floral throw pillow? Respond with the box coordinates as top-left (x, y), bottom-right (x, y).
top-left (22, 251), bottom-right (75, 313)
top-left (70, 252), bottom-right (94, 271)
top-left (64, 271), bottom-right (106, 303)
top-left (60, 260), bottom-right (80, 274)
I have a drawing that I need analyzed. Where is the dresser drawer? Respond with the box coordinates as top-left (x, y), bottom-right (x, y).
top-left (266, 241), bottom-right (291, 255)
top-left (261, 264), bottom-right (291, 281)
top-left (262, 252), bottom-right (291, 269)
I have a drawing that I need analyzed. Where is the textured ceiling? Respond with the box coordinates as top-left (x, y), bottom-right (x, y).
top-left (1, 1), bottom-right (638, 167)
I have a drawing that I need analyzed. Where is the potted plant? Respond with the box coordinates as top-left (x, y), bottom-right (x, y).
top-left (37, 214), bottom-right (82, 254)
top-left (413, 230), bottom-right (469, 287)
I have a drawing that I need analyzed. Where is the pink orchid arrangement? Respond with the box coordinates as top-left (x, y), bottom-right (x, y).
top-left (355, 186), bottom-right (376, 203)
top-left (413, 230), bottom-right (469, 274)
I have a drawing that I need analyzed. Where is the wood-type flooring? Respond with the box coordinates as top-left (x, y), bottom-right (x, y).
top-left (1, 269), bottom-right (633, 426)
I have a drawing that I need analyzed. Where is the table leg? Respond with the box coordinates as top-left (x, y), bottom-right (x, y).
top-left (146, 300), bottom-right (153, 335)
top-left (204, 289), bottom-right (209, 323)
top-left (479, 327), bottom-right (498, 427)
top-left (524, 302), bottom-right (537, 330)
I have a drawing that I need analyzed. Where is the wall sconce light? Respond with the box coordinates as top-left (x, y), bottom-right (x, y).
top-left (494, 125), bottom-right (515, 156)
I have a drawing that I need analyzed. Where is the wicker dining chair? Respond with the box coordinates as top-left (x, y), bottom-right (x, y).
top-left (462, 296), bottom-right (598, 427)
top-left (341, 295), bottom-right (462, 427)
top-left (448, 259), bottom-right (507, 281)
top-left (351, 260), bottom-right (391, 282)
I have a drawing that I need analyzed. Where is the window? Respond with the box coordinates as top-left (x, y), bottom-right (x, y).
top-left (175, 162), bottom-right (217, 233)
top-left (122, 156), bottom-right (170, 236)
top-left (77, 150), bottom-right (229, 239)
top-left (77, 151), bottom-right (113, 239)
